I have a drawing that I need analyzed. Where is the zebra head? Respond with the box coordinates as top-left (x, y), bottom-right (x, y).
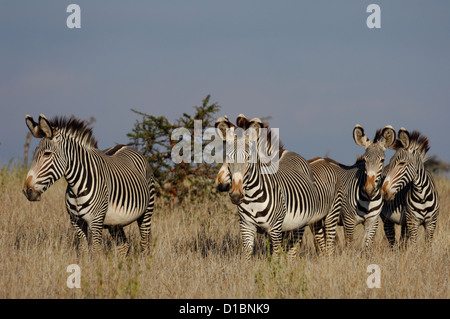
top-left (23, 114), bottom-right (66, 201)
top-left (353, 124), bottom-right (396, 199)
top-left (215, 114), bottom-right (269, 205)
top-left (381, 128), bottom-right (429, 201)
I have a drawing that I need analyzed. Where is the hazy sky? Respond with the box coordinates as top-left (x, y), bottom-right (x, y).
top-left (1, 1), bottom-right (449, 167)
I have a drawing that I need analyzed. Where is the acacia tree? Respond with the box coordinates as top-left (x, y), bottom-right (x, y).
top-left (127, 95), bottom-right (222, 202)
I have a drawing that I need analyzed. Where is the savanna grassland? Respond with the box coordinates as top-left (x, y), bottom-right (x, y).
top-left (0, 167), bottom-right (448, 299)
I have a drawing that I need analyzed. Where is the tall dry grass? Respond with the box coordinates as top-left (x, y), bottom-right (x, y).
top-left (0, 167), bottom-right (448, 299)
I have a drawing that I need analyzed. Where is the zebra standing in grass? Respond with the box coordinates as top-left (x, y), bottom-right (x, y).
top-left (328, 125), bottom-right (396, 249)
top-left (215, 115), bottom-right (342, 258)
top-left (381, 128), bottom-right (439, 247)
top-left (23, 114), bottom-right (155, 255)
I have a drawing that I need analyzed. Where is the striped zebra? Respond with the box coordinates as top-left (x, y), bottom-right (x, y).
top-left (215, 115), bottom-right (342, 258)
top-left (328, 124), bottom-right (396, 249)
top-left (23, 114), bottom-right (155, 255)
top-left (381, 128), bottom-right (439, 247)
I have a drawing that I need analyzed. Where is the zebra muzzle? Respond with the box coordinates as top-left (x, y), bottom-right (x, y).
top-left (229, 192), bottom-right (243, 205)
top-left (229, 179), bottom-right (243, 204)
top-left (23, 187), bottom-right (42, 201)
top-left (364, 175), bottom-right (377, 199)
top-left (381, 180), bottom-right (394, 201)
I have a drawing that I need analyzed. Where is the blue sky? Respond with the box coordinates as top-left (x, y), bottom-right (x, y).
top-left (1, 1), bottom-right (449, 166)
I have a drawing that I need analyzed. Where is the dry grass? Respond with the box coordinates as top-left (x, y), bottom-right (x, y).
top-left (0, 167), bottom-right (448, 299)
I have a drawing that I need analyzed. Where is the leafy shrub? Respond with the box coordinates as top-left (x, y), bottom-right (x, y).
top-left (127, 95), bottom-right (222, 203)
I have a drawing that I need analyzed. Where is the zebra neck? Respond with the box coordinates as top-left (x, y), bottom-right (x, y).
top-left (64, 146), bottom-right (101, 197)
top-left (243, 163), bottom-right (267, 195)
top-left (250, 162), bottom-right (265, 183)
top-left (411, 166), bottom-right (428, 201)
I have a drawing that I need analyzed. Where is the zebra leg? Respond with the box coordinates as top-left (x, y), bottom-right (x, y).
top-left (399, 224), bottom-right (407, 249)
top-left (323, 194), bottom-right (341, 256)
top-left (89, 214), bottom-right (106, 253)
top-left (309, 221), bottom-right (326, 256)
top-left (324, 212), bottom-right (340, 256)
top-left (383, 219), bottom-right (396, 249)
top-left (108, 226), bottom-right (130, 256)
top-left (362, 215), bottom-right (379, 251)
top-left (239, 218), bottom-right (257, 260)
top-left (286, 227), bottom-right (305, 261)
top-left (405, 212), bottom-right (420, 247)
top-left (137, 204), bottom-right (153, 254)
top-left (66, 196), bottom-right (89, 251)
top-left (69, 213), bottom-right (88, 251)
top-left (268, 225), bottom-right (283, 260)
top-left (342, 218), bottom-right (356, 248)
top-left (424, 214), bottom-right (438, 247)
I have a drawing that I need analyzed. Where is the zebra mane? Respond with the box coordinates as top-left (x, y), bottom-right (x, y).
top-left (258, 121), bottom-right (285, 157)
top-left (51, 116), bottom-right (98, 148)
top-left (393, 130), bottom-right (430, 158)
top-left (355, 155), bottom-right (364, 163)
top-left (324, 156), bottom-right (364, 170)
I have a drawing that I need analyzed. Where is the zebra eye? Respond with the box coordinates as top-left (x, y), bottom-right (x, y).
top-left (398, 161), bottom-right (407, 166)
top-left (43, 151), bottom-right (53, 157)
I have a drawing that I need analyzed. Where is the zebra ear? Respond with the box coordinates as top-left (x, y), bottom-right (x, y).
top-left (38, 114), bottom-right (54, 139)
top-left (236, 114), bottom-right (250, 129)
top-left (215, 116), bottom-right (234, 141)
top-left (26, 115), bottom-right (45, 138)
top-left (248, 118), bottom-right (263, 132)
top-left (353, 125), bottom-right (371, 148)
top-left (247, 118), bottom-right (264, 142)
top-left (397, 127), bottom-right (410, 149)
top-left (380, 125), bottom-right (396, 149)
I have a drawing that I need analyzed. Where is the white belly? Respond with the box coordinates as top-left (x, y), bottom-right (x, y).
top-left (103, 203), bottom-right (142, 226)
top-left (282, 212), bottom-right (313, 231)
top-left (241, 203), bottom-right (318, 232)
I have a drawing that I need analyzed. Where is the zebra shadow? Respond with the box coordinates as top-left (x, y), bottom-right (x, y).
top-left (174, 228), bottom-right (278, 259)
top-left (175, 227), bottom-right (323, 259)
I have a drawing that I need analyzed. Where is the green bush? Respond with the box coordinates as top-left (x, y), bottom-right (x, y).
top-left (127, 95), bottom-right (222, 203)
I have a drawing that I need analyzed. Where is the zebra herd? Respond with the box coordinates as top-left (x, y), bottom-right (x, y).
top-left (22, 113), bottom-right (439, 258)
top-left (215, 115), bottom-right (440, 258)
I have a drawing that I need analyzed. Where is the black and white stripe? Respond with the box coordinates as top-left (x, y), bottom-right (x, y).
top-left (23, 114), bottom-right (155, 255)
